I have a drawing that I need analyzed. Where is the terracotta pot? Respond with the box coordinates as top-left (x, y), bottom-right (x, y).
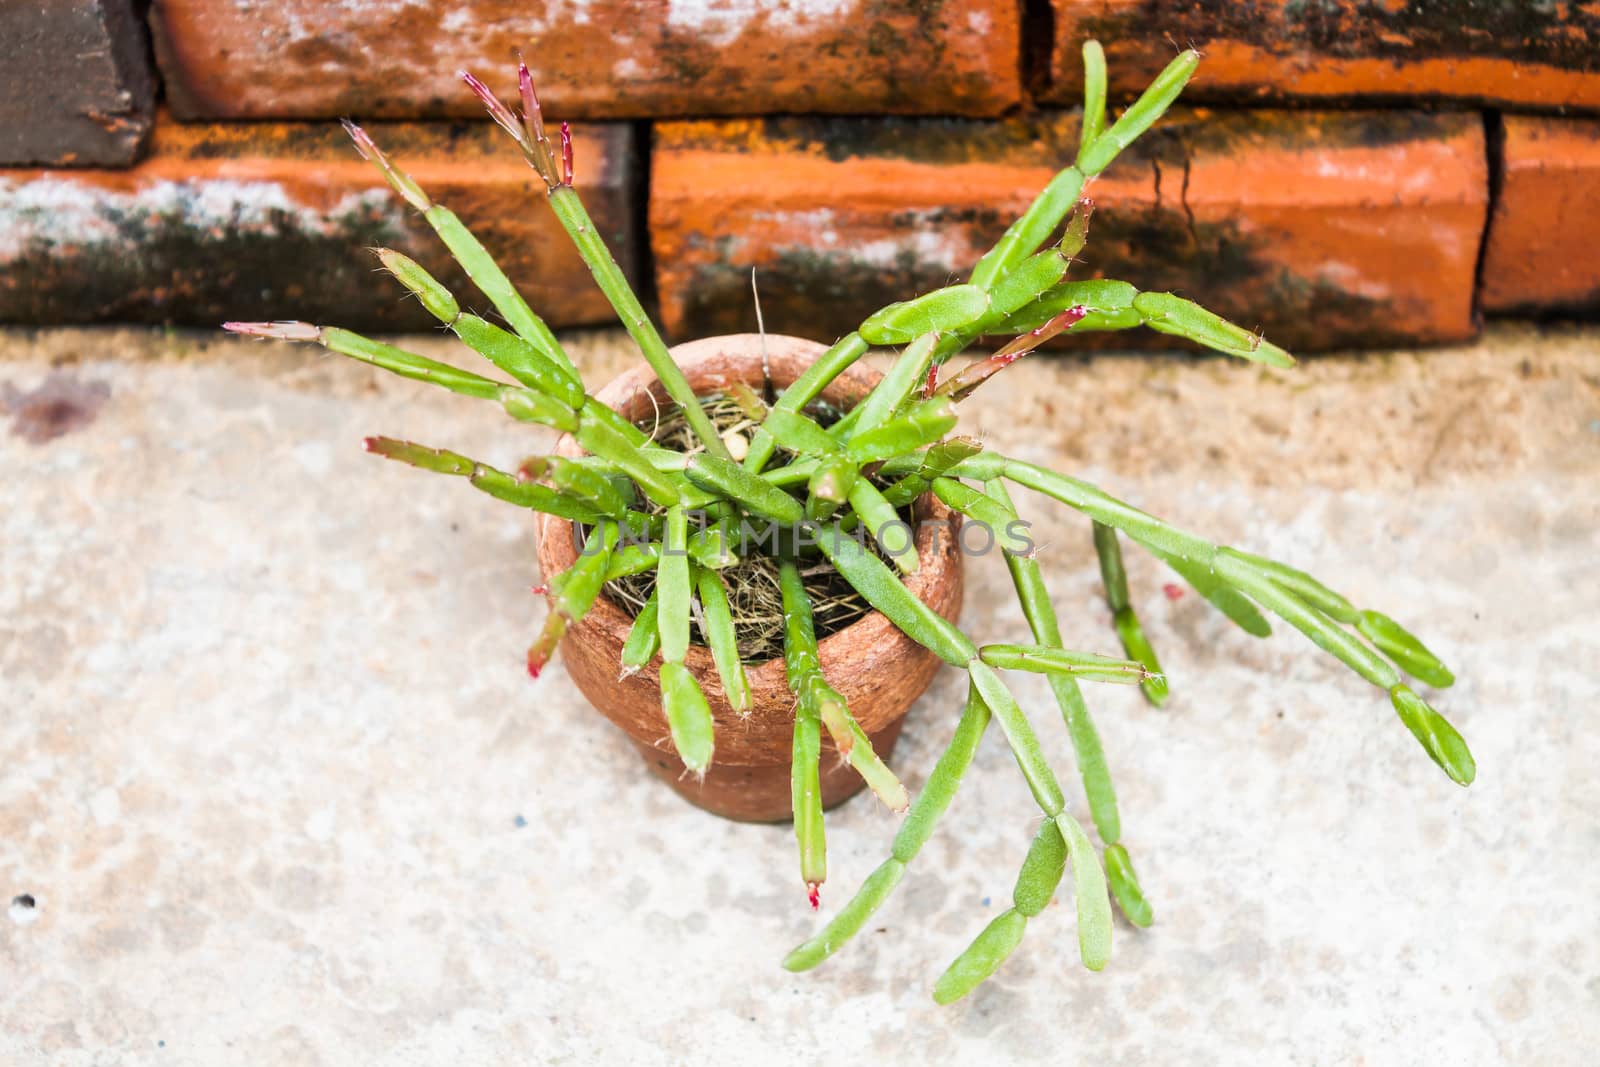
top-left (535, 334), bottom-right (964, 822)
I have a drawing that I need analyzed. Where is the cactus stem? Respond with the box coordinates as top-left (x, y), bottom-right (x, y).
top-left (339, 120), bottom-right (431, 212)
top-left (511, 55), bottom-right (563, 190)
top-left (222, 320), bottom-right (321, 341)
top-left (936, 306), bottom-right (1087, 402)
top-left (458, 69), bottom-right (523, 148)
top-left (526, 612), bottom-right (568, 679)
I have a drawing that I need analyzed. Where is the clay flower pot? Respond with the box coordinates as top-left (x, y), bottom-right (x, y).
top-left (535, 334), bottom-right (964, 822)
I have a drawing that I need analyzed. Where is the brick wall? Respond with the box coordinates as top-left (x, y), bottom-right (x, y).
top-left (3, 2), bottom-right (1598, 345)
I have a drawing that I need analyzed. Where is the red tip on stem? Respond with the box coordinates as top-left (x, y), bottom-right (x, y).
top-left (934, 307), bottom-right (1094, 403)
top-left (460, 69), bottom-right (523, 145)
top-left (529, 584), bottom-right (549, 596)
top-left (340, 120), bottom-right (432, 211)
top-left (222, 320), bottom-right (321, 341)
top-left (807, 883), bottom-right (821, 910)
top-left (362, 435), bottom-right (406, 459)
top-left (526, 612), bottom-right (568, 680)
top-left (1163, 583), bottom-right (1185, 601)
top-left (517, 54), bottom-right (541, 128)
top-left (990, 304), bottom-right (1088, 360)
top-left (340, 118), bottom-right (377, 161)
top-left (500, 57), bottom-right (562, 189)
top-left (936, 305), bottom-right (1089, 401)
top-left (922, 361), bottom-right (939, 399)
top-left (1060, 198), bottom-right (1097, 258)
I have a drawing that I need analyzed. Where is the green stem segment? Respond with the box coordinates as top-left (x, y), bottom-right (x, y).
top-left (779, 562), bottom-right (908, 813)
top-left (1104, 844), bottom-right (1153, 928)
top-left (986, 454), bottom-right (1473, 784)
top-left (421, 209), bottom-right (578, 383)
top-left (791, 684), bottom-right (826, 903)
top-left (933, 909), bottom-right (1028, 1005)
top-left (1056, 811), bottom-right (1114, 971)
top-left (694, 565), bottom-right (751, 714)
top-left (986, 480), bottom-right (1123, 845)
top-left (978, 644), bottom-right (1152, 685)
top-left (935, 819), bottom-right (1072, 1005)
top-left (882, 437), bottom-right (984, 508)
top-left (1080, 40), bottom-right (1108, 159)
top-left (968, 661), bottom-right (1068, 816)
top-left (968, 168), bottom-right (1086, 291)
top-left (620, 588), bottom-right (661, 675)
top-left (785, 681), bottom-right (990, 972)
top-left (362, 437), bottom-right (603, 523)
top-left (1093, 521), bottom-right (1168, 706)
top-left (657, 507), bottom-right (714, 772)
top-left (969, 624), bottom-right (1130, 971)
top-left (527, 521), bottom-right (619, 678)
top-left (1077, 50), bottom-right (1200, 177)
top-left (814, 524), bottom-right (975, 666)
top-left (545, 186), bottom-right (728, 458)
top-left (744, 332), bottom-right (871, 474)
top-left (843, 333), bottom-right (941, 434)
top-left (847, 479), bottom-right (919, 576)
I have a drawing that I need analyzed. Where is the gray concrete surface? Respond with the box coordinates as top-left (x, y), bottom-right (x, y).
top-left (2, 323), bottom-right (1597, 1065)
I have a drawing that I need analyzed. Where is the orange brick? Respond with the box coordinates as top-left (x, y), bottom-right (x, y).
top-left (1048, 1), bottom-right (1600, 111)
top-left (150, 0), bottom-right (1021, 120)
top-left (650, 111), bottom-right (1486, 352)
top-left (1482, 117), bottom-right (1600, 315)
top-left (0, 117), bottom-right (636, 329)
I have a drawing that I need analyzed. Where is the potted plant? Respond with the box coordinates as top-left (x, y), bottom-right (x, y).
top-left (226, 42), bottom-right (1473, 1004)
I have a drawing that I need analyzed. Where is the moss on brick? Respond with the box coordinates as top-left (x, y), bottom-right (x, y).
top-left (668, 203), bottom-right (1394, 352)
top-left (0, 193), bottom-right (428, 329)
top-left (1079, 0), bottom-right (1600, 72)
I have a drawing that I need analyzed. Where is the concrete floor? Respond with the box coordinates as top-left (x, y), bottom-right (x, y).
top-left (2, 323), bottom-right (1596, 1065)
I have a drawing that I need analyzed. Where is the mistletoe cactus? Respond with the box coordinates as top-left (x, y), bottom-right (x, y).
top-left (226, 42), bottom-right (1473, 1004)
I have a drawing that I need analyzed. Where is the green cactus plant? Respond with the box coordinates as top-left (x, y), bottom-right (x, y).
top-left (225, 42), bottom-right (1473, 1004)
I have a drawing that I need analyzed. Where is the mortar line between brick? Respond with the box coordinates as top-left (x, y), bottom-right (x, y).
top-left (132, 2), bottom-right (157, 66)
top-left (630, 119), bottom-right (662, 327)
top-left (1473, 109), bottom-right (1507, 326)
top-left (1018, 0), bottom-right (1055, 107)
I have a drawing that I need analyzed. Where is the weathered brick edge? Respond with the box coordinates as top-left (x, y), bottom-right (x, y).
top-left (650, 111), bottom-right (1488, 352)
top-left (1482, 117), bottom-right (1600, 315)
top-left (149, 0), bottom-right (1021, 120)
top-left (1048, 1), bottom-right (1600, 112)
top-left (0, 118), bottom-right (636, 330)
top-left (0, 0), bottom-right (156, 166)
